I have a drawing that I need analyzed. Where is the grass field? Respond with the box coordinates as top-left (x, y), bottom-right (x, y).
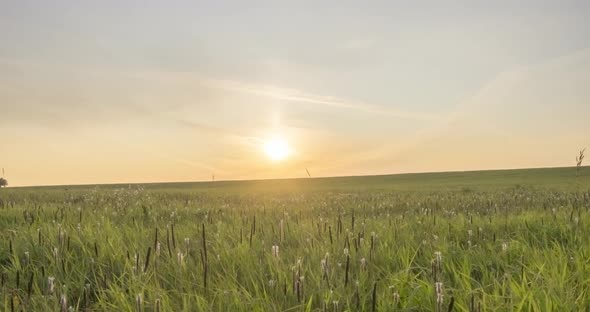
top-left (1, 166), bottom-right (590, 311)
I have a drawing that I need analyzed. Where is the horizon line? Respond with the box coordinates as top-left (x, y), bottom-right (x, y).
top-left (5, 164), bottom-right (582, 189)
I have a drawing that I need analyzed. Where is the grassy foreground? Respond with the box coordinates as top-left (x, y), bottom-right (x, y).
top-left (1, 166), bottom-right (590, 311)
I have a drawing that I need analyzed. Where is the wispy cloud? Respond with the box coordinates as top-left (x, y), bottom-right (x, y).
top-left (126, 68), bottom-right (440, 122)
top-left (195, 77), bottom-right (440, 122)
top-left (0, 57), bottom-right (440, 126)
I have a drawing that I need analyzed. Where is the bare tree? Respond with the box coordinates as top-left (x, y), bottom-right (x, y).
top-left (576, 148), bottom-right (585, 176)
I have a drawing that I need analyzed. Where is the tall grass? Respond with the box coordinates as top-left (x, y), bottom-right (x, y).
top-left (0, 183), bottom-right (589, 310)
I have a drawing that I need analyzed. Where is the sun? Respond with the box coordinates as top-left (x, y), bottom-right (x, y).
top-left (264, 137), bottom-right (291, 161)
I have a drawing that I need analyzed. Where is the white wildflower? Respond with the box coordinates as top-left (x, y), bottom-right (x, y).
top-left (48, 276), bottom-right (55, 294)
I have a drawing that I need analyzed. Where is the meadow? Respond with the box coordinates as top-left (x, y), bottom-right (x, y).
top-left (1, 166), bottom-right (589, 311)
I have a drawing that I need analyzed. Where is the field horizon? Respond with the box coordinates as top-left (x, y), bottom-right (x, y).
top-left (9, 165), bottom-right (590, 192)
top-left (2, 163), bottom-right (590, 310)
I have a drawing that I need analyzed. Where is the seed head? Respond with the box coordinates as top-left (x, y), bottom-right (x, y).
top-left (177, 251), bottom-right (185, 266)
top-left (59, 294), bottom-right (67, 312)
top-left (48, 276), bottom-right (55, 294)
top-left (155, 242), bottom-right (161, 256)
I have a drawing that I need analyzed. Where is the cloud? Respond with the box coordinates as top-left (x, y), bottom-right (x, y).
top-left (294, 48), bottom-right (590, 176)
top-left (384, 48), bottom-right (590, 171)
top-left (0, 55), bottom-right (441, 136)
top-left (194, 77), bottom-right (440, 122)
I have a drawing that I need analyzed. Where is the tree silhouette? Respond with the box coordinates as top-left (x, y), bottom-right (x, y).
top-left (0, 177), bottom-right (7, 188)
top-left (576, 148), bottom-right (585, 177)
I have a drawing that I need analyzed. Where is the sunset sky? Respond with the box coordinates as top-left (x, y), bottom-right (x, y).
top-left (1, 1), bottom-right (590, 186)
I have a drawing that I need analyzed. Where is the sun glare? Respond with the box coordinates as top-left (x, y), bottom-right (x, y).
top-left (264, 137), bottom-right (290, 161)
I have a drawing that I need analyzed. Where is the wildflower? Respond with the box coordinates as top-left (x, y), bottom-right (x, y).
top-left (502, 242), bottom-right (508, 252)
top-left (136, 294), bottom-right (143, 311)
top-left (177, 251), bottom-right (185, 266)
top-left (155, 299), bottom-right (161, 312)
top-left (389, 286), bottom-right (401, 305)
top-left (435, 282), bottom-right (443, 293)
top-left (271, 245), bottom-right (279, 257)
top-left (393, 291), bottom-right (400, 304)
top-left (435, 251), bottom-right (442, 263)
top-left (344, 248), bottom-right (349, 256)
top-left (435, 282), bottom-right (444, 306)
top-left (48, 276), bottom-right (55, 294)
top-left (360, 258), bottom-right (367, 271)
top-left (437, 292), bottom-right (444, 305)
top-left (60, 294), bottom-right (67, 312)
top-left (155, 242), bottom-right (161, 256)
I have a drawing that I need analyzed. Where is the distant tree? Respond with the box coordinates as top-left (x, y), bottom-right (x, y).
top-left (576, 148), bottom-right (586, 176)
top-left (0, 177), bottom-right (7, 188)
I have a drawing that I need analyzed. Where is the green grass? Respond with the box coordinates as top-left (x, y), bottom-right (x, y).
top-left (1, 166), bottom-right (589, 311)
top-left (15, 165), bottom-right (590, 193)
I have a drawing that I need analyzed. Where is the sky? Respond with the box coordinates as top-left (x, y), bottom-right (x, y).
top-left (1, 1), bottom-right (590, 186)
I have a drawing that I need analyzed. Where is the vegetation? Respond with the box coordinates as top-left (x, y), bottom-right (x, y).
top-left (0, 167), bottom-right (589, 311)
top-left (577, 149), bottom-right (586, 176)
top-left (0, 178), bottom-right (6, 188)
